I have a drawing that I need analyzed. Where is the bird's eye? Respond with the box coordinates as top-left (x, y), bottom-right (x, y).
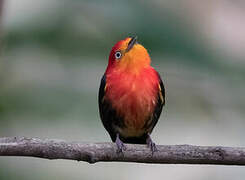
top-left (115, 51), bottom-right (122, 59)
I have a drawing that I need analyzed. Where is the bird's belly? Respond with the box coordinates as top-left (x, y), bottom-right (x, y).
top-left (113, 93), bottom-right (154, 138)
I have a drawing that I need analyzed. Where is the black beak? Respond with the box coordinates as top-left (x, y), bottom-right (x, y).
top-left (126, 36), bottom-right (138, 52)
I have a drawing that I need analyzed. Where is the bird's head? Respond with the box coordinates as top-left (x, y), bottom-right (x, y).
top-left (106, 36), bottom-right (151, 74)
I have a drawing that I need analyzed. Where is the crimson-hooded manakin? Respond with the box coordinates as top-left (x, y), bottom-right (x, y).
top-left (99, 36), bottom-right (165, 153)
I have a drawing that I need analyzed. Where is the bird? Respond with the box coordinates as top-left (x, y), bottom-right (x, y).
top-left (98, 36), bottom-right (165, 153)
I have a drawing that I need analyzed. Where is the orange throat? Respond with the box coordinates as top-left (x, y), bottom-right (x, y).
top-left (105, 67), bottom-right (159, 137)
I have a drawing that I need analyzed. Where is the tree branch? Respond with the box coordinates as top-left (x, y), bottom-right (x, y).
top-left (0, 137), bottom-right (245, 165)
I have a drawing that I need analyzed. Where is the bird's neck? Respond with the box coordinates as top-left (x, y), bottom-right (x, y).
top-left (118, 53), bottom-right (151, 75)
top-left (107, 62), bottom-right (151, 76)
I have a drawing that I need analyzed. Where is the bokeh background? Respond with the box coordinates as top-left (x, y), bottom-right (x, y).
top-left (1, 0), bottom-right (245, 179)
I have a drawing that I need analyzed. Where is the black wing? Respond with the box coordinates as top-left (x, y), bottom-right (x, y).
top-left (98, 74), bottom-right (124, 142)
top-left (158, 73), bottom-right (165, 106)
top-left (147, 72), bottom-right (165, 133)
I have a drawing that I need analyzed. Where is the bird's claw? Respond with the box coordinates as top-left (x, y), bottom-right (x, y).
top-left (146, 134), bottom-right (157, 154)
top-left (115, 134), bottom-right (126, 153)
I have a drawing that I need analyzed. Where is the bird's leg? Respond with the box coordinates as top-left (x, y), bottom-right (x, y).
top-left (115, 133), bottom-right (126, 153)
top-left (146, 133), bottom-right (157, 153)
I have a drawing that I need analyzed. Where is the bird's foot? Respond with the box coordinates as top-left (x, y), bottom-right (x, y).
top-left (115, 134), bottom-right (126, 153)
top-left (146, 134), bottom-right (157, 154)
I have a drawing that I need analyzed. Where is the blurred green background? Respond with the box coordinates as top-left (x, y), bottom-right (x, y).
top-left (1, 0), bottom-right (245, 179)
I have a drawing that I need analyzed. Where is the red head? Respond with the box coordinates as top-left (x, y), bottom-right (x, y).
top-left (106, 37), bottom-right (151, 74)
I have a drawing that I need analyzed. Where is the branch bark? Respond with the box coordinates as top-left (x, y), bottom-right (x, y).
top-left (0, 137), bottom-right (245, 165)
